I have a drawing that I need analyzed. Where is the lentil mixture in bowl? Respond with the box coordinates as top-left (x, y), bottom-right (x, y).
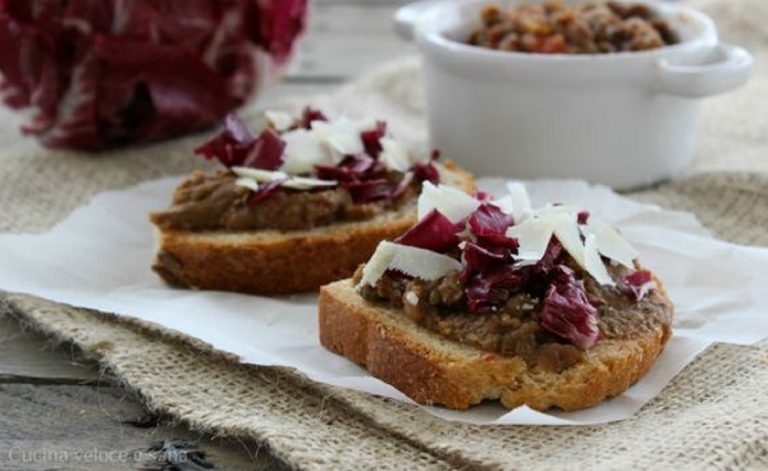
top-left (467, 1), bottom-right (679, 54)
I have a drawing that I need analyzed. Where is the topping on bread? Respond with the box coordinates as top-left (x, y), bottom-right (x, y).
top-left (149, 109), bottom-right (475, 294)
top-left (319, 183), bottom-right (673, 410)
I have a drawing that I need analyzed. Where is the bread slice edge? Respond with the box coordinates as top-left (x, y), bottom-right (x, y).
top-left (318, 278), bottom-right (672, 411)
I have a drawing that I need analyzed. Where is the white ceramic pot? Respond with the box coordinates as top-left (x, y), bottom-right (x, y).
top-left (396, 0), bottom-right (754, 189)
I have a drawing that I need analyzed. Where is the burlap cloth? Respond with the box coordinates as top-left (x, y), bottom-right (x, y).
top-left (2, 1), bottom-right (767, 469)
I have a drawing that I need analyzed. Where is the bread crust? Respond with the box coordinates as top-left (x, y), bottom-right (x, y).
top-left (152, 161), bottom-right (474, 295)
top-left (318, 278), bottom-right (673, 411)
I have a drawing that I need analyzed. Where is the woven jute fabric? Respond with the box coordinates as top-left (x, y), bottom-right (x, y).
top-left (2, 0), bottom-right (768, 469)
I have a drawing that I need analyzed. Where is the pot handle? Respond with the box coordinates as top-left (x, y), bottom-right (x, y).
top-left (654, 43), bottom-right (754, 98)
top-left (394, 1), bottom-right (441, 41)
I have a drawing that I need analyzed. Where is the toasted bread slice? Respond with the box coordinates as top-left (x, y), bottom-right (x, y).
top-left (152, 161), bottom-right (474, 295)
top-left (318, 276), bottom-right (673, 411)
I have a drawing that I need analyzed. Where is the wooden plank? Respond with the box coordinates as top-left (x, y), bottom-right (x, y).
top-left (0, 317), bottom-right (99, 384)
top-left (0, 384), bottom-right (287, 470)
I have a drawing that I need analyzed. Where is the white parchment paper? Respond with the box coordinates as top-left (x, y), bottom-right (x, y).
top-left (2, 177), bottom-right (767, 425)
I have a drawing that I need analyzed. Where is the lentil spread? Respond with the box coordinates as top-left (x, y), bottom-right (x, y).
top-left (467, 1), bottom-right (679, 54)
top-left (151, 170), bottom-right (418, 232)
top-left (354, 258), bottom-right (673, 373)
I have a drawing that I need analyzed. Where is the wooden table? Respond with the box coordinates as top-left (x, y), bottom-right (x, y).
top-left (0, 1), bottom-right (413, 469)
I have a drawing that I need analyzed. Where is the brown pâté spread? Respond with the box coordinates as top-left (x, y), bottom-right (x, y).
top-left (151, 170), bottom-right (418, 232)
top-left (354, 258), bottom-right (673, 373)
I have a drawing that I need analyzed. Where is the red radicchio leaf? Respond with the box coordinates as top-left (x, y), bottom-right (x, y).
top-left (299, 106), bottom-right (327, 129)
top-left (360, 120), bottom-right (387, 158)
top-left (412, 161), bottom-right (441, 185)
top-left (315, 154), bottom-right (376, 181)
top-left (248, 0), bottom-right (308, 65)
top-left (0, 0), bottom-right (307, 151)
top-left (344, 179), bottom-right (392, 203)
top-left (241, 128), bottom-right (285, 170)
top-left (622, 270), bottom-right (655, 301)
top-left (465, 264), bottom-right (528, 313)
top-left (194, 114), bottom-right (255, 167)
top-left (395, 209), bottom-right (461, 253)
top-left (431, 149), bottom-right (441, 160)
top-left (246, 178), bottom-right (288, 207)
top-left (460, 242), bottom-right (509, 282)
top-left (522, 237), bottom-right (565, 296)
top-left (468, 204), bottom-right (517, 249)
top-left (539, 265), bottom-right (599, 349)
top-left (474, 191), bottom-right (494, 201)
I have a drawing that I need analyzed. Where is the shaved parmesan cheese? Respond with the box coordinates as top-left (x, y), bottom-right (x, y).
top-left (232, 166), bottom-right (336, 190)
top-left (417, 181), bottom-right (481, 223)
top-left (549, 212), bottom-right (585, 267)
top-left (505, 218), bottom-right (554, 261)
top-left (234, 178), bottom-right (259, 192)
top-left (231, 167), bottom-right (287, 181)
top-left (535, 204), bottom-right (581, 218)
top-left (379, 137), bottom-right (411, 172)
top-left (265, 110), bottom-right (294, 132)
top-left (281, 176), bottom-right (337, 190)
top-left (501, 182), bottom-right (533, 222)
top-left (583, 216), bottom-right (638, 268)
top-left (311, 117), bottom-right (365, 156)
top-left (357, 241), bottom-right (462, 288)
top-left (280, 128), bottom-right (332, 174)
top-left (584, 234), bottom-right (615, 286)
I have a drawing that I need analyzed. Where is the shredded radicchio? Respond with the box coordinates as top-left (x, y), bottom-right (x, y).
top-left (315, 155), bottom-right (379, 182)
top-left (468, 204), bottom-right (518, 249)
top-left (194, 114), bottom-right (256, 167)
top-left (622, 270), bottom-right (655, 301)
top-left (241, 129), bottom-right (285, 170)
top-left (361, 121), bottom-right (387, 158)
top-left (386, 195), bottom-right (610, 348)
top-left (344, 179), bottom-right (393, 203)
top-left (196, 107), bottom-right (442, 204)
top-left (540, 266), bottom-right (600, 349)
top-left (0, 0), bottom-right (308, 151)
top-left (396, 210), bottom-right (460, 253)
top-left (298, 107), bottom-right (327, 129)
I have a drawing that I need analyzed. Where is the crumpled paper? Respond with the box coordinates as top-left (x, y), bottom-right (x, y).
top-left (1, 177), bottom-right (767, 425)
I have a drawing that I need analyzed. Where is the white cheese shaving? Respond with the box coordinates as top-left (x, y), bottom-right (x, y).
top-left (582, 216), bottom-right (639, 268)
top-left (232, 167), bottom-right (336, 190)
top-left (357, 241), bottom-right (462, 288)
top-left (490, 182), bottom-right (532, 223)
top-left (549, 212), bottom-right (585, 267)
top-left (584, 234), bottom-right (615, 286)
top-left (280, 128), bottom-right (332, 174)
top-left (378, 137), bottom-right (411, 172)
top-left (234, 178), bottom-right (259, 192)
top-left (311, 117), bottom-right (365, 157)
top-left (535, 203), bottom-right (581, 217)
top-left (264, 110), bottom-right (294, 132)
top-left (281, 176), bottom-right (337, 190)
top-left (504, 208), bottom-right (626, 285)
top-left (417, 181), bottom-right (481, 223)
top-left (505, 218), bottom-right (554, 261)
top-left (231, 167), bottom-right (288, 181)
top-left (405, 291), bottom-right (420, 306)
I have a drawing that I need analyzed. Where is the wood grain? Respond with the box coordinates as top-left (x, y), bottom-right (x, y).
top-left (0, 384), bottom-right (286, 470)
